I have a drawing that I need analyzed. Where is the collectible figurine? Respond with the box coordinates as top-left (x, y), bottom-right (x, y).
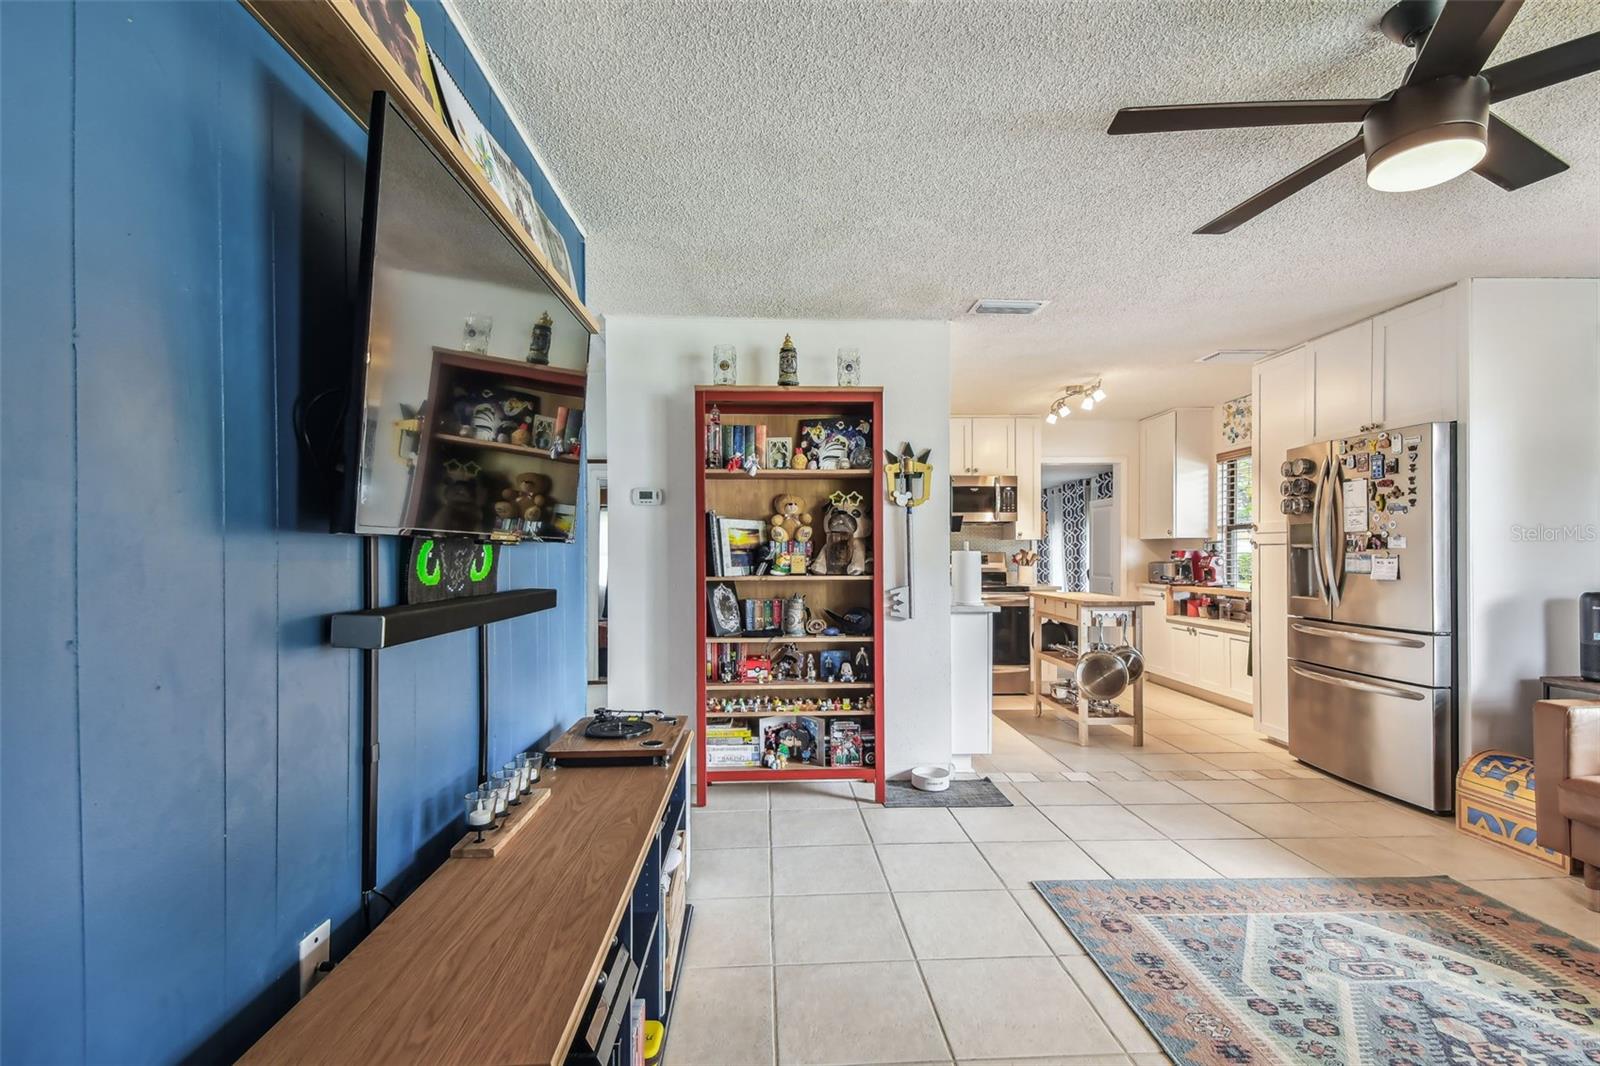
top-left (810, 491), bottom-right (872, 575)
top-left (804, 653), bottom-right (817, 682)
top-left (527, 312), bottom-right (553, 364)
top-left (769, 494), bottom-right (813, 545)
top-left (429, 459), bottom-right (487, 531)
top-left (777, 333), bottom-right (799, 387)
top-left (852, 647), bottom-right (871, 682)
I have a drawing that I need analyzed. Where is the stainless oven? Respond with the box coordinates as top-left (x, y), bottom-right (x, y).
top-left (952, 476), bottom-right (1018, 523)
top-left (985, 586), bottom-right (1033, 694)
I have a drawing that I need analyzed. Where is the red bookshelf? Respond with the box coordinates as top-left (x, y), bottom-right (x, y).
top-left (694, 387), bottom-right (886, 805)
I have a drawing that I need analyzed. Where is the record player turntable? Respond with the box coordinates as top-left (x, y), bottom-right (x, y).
top-left (584, 709), bottom-right (656, 740)
top-left (549, 709), bottom-right (687, 766)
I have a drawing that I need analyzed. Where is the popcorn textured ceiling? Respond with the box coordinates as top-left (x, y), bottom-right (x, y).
top-left (453, 0), bottom-right (1600, 417)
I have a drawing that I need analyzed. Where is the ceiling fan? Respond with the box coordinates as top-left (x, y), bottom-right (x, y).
top-left (1108, 0), bottom-right (1600, 233)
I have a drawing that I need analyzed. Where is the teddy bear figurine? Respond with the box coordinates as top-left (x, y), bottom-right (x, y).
top-left (769, 494), bottom-right (813, 545)
top-left (810, 491), bottom-right (870, 575)
top-left (501, 471), bottom-right (552, 532)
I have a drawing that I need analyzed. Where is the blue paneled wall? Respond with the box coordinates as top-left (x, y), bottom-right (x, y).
top-left (0, 3), bottom-right (588, 1062)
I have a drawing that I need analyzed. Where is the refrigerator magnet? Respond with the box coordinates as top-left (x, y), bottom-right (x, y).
top-left (1372, 454), bottom-right (1386, 479)
top-left (1371, 555), bottom-right (1399, 581)
top-left (1390, 534), bottom-right (1407, 548)
top-left (1346, 554), bottom-right (1373, 575)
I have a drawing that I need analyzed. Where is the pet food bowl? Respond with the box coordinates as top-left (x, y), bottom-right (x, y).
top-left (911, 765), bottom-right (951, 792)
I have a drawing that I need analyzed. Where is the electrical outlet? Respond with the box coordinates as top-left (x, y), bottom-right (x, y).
top-left (298, 919), bottom-right (331, 1000)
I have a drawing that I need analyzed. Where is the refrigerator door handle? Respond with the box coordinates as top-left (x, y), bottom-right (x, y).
top-left (1314, 457), bottom-right (1335, 607)
top-left (1290, 622), bottom-right (1426, 648)
top-left (1290, 663), bottom-right (1426, 701)
top-left (1328, 463), bottom-right (1345, 608)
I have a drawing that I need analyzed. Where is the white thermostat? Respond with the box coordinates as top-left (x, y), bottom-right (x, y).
top-left (631, 488), bottom-right (665, 506)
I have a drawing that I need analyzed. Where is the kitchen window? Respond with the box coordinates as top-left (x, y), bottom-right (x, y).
top-left (1216, 449), bottom-right (1253, 587)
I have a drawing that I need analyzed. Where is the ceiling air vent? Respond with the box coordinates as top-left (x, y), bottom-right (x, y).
top-left (969, 298), bottom-right (1048, 316)
top-left (1195, 349), bottom-right (1273, 364)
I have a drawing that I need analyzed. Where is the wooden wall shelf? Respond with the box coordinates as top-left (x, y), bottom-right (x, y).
top-left (238, 0), bottom-right (600, 334)
top-left (329, 587), bottom-right (556, 649)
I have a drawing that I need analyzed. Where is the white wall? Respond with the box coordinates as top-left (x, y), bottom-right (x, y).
top-left (1460, 278), bottom-right (1600, 756)
top-left (1041, 418), bottom-right (1154, 598)
top-left (604, 316), bottom-right (953, 777)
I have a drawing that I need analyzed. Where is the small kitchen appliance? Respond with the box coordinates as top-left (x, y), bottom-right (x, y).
top-left (1146, 558), bottom-right (1192, 584)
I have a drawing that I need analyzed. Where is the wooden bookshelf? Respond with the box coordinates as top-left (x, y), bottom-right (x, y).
top-left (694, 387), bottom-right (886, 804)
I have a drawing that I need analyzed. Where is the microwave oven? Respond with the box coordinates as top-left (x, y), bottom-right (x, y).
top-left (951, 476), bottom-right (1018, 523)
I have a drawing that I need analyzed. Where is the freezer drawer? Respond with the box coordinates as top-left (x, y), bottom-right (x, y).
top-left (1288, 660), bottom-right (1453, 812)
top-left (1287, 618), bottom-right (1452, 688)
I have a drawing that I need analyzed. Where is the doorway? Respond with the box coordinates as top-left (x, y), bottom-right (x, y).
top-left (1040, 462), bottom-right (1121, 595)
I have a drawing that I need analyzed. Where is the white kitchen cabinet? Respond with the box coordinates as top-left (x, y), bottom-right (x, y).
top-left (1227, 634), bottom-right (1252, 702)
top-left (1253, 537), bottom-right (1289, 741)
top-left (1138, 408), bottom-right (1210, 539)
top-left (1195, 628), bottom-right (1229, 691)
top-left (1312, 319), bottom-right (1375, 440)
top-left (1014, 418), bottom-right (1041, 540)
top-left (1373, 288), bottom-right (1458, 429)
top-left (970, 418), bottom-right (1014, 473)
top-left (1168, 622), bottom-right (1198, 684)
top-left (1252, 345), bottom-right (1313, 535)
top-left (949, 417), bottom-right (1018, 474)
top-left (1137, 586), bottom-right (1171, 676)
top-left (949, 419), bottom-right (973, 474)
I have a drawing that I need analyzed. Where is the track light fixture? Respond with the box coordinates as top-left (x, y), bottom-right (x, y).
top-left (1046, 379), bottom-right (1105, 422)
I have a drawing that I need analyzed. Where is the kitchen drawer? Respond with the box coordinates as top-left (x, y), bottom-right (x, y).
top-left (1287, 619), bottom-right (1451, 688)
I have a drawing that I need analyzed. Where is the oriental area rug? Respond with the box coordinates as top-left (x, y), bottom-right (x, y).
top-left (1033, 877), bottom-right (1600, 1066)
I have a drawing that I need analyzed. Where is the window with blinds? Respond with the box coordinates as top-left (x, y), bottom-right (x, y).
top-left (1216, 450), bottom-right (1253, 587)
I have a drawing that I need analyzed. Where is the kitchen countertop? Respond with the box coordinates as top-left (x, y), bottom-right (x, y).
top-left (952, 602), bottom-right (1001, 614)
top-left (1166, 614), bottom-right (1250, 635)
top-left (1169, 584), bottom-right (1253, 598)
top-left (1029, 591), bottom-right (1155, 608)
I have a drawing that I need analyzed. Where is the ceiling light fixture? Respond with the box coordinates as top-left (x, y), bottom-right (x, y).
top-left (1363, 75), bottom-right (1489, 192)
top-left (1047, 379), bottom-right (1104, 422)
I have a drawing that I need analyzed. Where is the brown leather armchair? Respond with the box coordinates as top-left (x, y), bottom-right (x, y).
top-left (1533, 699), bottom-right (1600, 911)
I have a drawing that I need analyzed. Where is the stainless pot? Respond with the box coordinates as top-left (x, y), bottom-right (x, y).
top-left (1111, 644), bottom-right (1144, 683)
top-left (1076, 649), bottom-right (1129, 701)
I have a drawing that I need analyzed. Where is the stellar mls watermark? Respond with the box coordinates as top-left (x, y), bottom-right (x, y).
top-left (1509, 523), bottom-right (1598, 543)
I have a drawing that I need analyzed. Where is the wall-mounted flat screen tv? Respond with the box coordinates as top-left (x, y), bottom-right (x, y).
top-left (338, 93), bottom-right (590, 542)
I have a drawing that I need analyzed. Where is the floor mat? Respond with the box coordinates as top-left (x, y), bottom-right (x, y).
top-left (882, 777), bottom-right (1013, 807)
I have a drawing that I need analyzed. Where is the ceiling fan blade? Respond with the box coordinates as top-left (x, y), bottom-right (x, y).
top-left (1474, 114), bottom-right (1569, 189)
top-left (1407, 0), bottom-right (1521, 83)
top-left (1482, 31), bottom-right (1600, 102)
top-left (1107, 100), bottom-right (1374, 135)
top-left (1194, 135), bottom-right (1364, 234)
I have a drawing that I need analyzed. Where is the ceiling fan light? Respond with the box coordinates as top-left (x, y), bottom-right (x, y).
top-left (1091, 387), bottom-right (1106, 403)
top-left (1045, 411), bottom-right (1057, 425)
top-left (1080, 396), bottom-right (1095, 412)
top-left (1362, 75), bottom-right (1490, 193)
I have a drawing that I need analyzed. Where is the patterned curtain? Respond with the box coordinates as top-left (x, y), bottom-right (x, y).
top-left (1040, 481), bottom-right (1091, 591)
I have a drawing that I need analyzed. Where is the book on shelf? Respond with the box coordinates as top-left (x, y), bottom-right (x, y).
top-left (716, 517), bottom-right (766, 577)
top-left (827, 720), bottom-right (863, 767)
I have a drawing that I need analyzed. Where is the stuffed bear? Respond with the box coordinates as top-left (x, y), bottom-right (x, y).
top-left (769, 494), bottom-right (813, 544)
top-left (501, 471), bottom-right (552, 526)
top-left (429, 459), bottom-right (487, 531)
top-left (810, 492), bottom-right (870, 575)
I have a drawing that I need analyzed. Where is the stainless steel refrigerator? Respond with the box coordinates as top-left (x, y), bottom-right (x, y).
top-left (1280, 421), bottom-right (1455, 811)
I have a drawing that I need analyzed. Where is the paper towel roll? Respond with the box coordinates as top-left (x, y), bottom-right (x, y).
top-left (952, 550), bottom-right (983, 605)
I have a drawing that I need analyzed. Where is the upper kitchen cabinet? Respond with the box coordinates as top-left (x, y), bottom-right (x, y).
top-left (1312, 320), bottom-right (1374, 440)
top-left (1252, 345), bottom-right (1314, 535)
top-left (1138, 408), bottom-right (1210, 539)
top-left (1372, 289), bottom-right (1459, 429)
top-left (949, 417), bottom-right (1018, 474)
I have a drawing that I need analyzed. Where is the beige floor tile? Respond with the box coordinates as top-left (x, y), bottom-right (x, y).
top-left (1277, 836), bottom-right (1434, 876)
top-left (769, 781), bottom-right (861, 809)
top-left (1121, 752), bottom-right (1215, 771)
top-left (693, 809), bottom-right (771, 850)
top-left (1178, 838), bottom-right (1327, 877)
top-left (1212, 803), bottom-right (1348, 838)
top-left (1015, 780), bottom-right (1114, 805)
top-left (862, 807), bottom-right (968, 844)
top-left (1077, 840), bottom-right (1218, 878)
top-left (1173, 779), bottom-right (1283, 804)
top-left (989, 753), bottom-right (1074, 774)
top-left (775, 961), bottom-right (949, 1065)
top-left (1060, 955), bottom-right (1162, 1055)
top-left (772, 844), bottom-right (886, 895)
top-left (1464, 876), bottom-right (1600, 940)
top-left (953, 806), bottom-right (1067, 842)
top-left (878, 842), bottom-right (1003, 891)
top-left (689, 847), bottom-right (771, 900)
top-left (921, 957), bottom-right (1123, 1060)
top-left (1010, 888), bottom-right (1086, 955)
top-left (895, 889), bottom-right (1050, 959)
top-left (702, 782), bottom-right (770, 810)
top-left (1370, 832), bottom-right (1565, 880)
top-left (770, 809), bottom-right (869, 847)
top-left (978, 840), bottom-right (1110, 888)
top-left (667, 965), bottom-right (774, 1065)
top-left (1199, 752), bottom-right (1297, 770)
top-left (1251, 777), bottom-right (1368, 802)
top-left (1297, 800), bottom-right (1452, 837)
top-left (1125, 804), bottom-right (1259, 840)
top-left (1090, 780), bottom-right (1195, 805)
top-left (1151, 732), bottom-right (1250, 754)
top-left (1047, 749), bottom-right (1141, 773)
top-left (1009, 771), bottom-right (1040, 782)
top-left (1201, 717), bottom-right (1274, 735)
top-left (772, 893), bottom-right (911, 964)
top-left (1129, 1055), bottom-right (1176, 1065)
top-left (1038, 805), bottom-right (1164, 841)
top-left (683, 896), bottom-right (773, 968)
